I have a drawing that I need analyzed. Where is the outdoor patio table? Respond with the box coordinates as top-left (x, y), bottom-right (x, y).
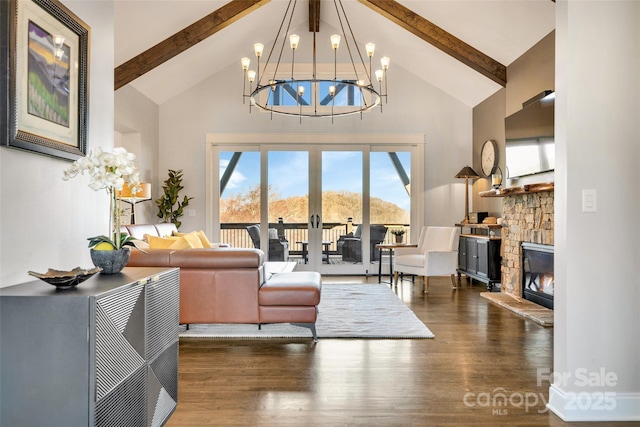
top-left (297, 241), bottom-right (332, 264)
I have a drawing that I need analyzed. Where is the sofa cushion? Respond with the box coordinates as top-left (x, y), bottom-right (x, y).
top-left (259, 272), bottom-right (321, 306)
top-left (394, 253), bottom-right (425, 268)
top-left (127, 248), bottom-right (172, 266)
top-left (170, 248), bottom-right (263, 269)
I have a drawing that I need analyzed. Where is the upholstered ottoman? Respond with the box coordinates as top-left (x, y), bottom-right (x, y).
top-left (258, 271), bottom-right (322, 341)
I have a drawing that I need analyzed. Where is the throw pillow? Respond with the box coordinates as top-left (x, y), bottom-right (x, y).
top-left (147, 233), bottom-right (203, 250)
top-left (167, 236), bottom-right (193, 250)
top-left (174, 230), bottom-right (213, 248)
top-left (146, 235), bottom-right (177, 249)
top-left (195, 230), bottom-right (213, 248)
top-left (180, 231), bottom-right (204, 249)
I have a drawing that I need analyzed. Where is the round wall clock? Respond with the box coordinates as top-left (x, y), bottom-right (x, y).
top-left (481, 140), bottom-right (497, 177)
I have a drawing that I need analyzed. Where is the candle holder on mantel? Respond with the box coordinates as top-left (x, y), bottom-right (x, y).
top-left (491, 165), bottom-right (503, 190)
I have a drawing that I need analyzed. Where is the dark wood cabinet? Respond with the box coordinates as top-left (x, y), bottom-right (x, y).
top-left (457, 234), bottom-right (501, 291)
top-left (1, 267), bottom-right (179, 427)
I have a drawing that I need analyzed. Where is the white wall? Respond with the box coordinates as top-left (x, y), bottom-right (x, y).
top-left (0, 1), bottom-right (115, 287)
top-left (550, 1), bottom-right (640, 421)
top-left (114, 85), bottom-right (160, 224)
top-left (157, 59), bottom-right (472, 232)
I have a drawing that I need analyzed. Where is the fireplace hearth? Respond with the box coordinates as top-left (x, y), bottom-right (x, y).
top-left (521, 242), bottom-right (554, 309)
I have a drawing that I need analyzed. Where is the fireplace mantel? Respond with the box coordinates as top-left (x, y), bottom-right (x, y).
top-left (479, 182), bottom-right (554, 198)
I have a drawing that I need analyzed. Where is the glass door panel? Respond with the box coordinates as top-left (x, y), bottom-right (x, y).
top-left (218, 150), bottom-right (261, 250)
top-left (370, 151), bottom-right (411, 238)
top-left (370, 150), bottom-right (412, 276)
top-left (321, 150), bottom-right (363, 264)
top-left (267, 150), bottom-right (309, 264)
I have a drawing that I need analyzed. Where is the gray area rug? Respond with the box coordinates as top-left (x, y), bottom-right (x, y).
top-left (179, 284), bottom-right (434, 339)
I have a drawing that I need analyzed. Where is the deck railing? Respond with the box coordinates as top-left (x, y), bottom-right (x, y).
top-left (220, 222), bottom-right (409, 254)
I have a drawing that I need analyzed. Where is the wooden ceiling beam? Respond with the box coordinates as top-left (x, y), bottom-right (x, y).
top-left (115, 0), bottom-right (270, 90)
top-left (357, 0), bottom-right (506, 86)
top-left (309, 0), bottom-right (320, 32)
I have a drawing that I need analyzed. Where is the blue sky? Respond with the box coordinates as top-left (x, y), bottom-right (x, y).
top-left (220, 150), bottom-right (410, 211)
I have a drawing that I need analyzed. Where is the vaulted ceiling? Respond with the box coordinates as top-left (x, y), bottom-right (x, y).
top-left (114, 0), bottom-right (555, 107)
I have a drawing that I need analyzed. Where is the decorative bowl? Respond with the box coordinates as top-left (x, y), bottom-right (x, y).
top-left (28, 267), bottom-right (102, 289)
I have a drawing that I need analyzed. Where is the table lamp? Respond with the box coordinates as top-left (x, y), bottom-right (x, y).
top-left (117, 182), bottom-right (152, 224)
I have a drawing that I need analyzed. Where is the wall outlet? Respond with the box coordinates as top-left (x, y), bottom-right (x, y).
top-left (187, 209), bottom-right (196, 217)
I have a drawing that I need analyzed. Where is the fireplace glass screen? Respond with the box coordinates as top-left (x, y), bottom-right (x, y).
top-left (522, 243), bottom-right (554, 309)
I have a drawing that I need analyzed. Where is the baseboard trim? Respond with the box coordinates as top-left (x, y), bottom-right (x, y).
top-left (548, 384), bottom-right (640, 421)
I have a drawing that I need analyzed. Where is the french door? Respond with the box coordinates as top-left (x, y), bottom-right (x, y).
top-left (209, 136), bottom-right (420, 276)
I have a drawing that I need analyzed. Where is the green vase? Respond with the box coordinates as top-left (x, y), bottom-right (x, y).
top-left (90, 247), bottom-right (131, 274)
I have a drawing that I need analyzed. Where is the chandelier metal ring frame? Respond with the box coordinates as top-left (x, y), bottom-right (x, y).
top-left (241, 0), bottom-right (389, 120)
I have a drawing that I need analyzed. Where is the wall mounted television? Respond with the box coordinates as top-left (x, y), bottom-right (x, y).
top-left (505, 91), bottom-right (555, 178)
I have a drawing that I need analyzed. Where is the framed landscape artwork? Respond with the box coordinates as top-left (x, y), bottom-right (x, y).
top-left (1, 0), bottom-right (90, 161)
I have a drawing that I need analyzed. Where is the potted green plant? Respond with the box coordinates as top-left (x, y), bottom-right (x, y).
top-left (156, 169), bottom-right (193, 229)
top-left (391, 228), bottom-right (406, 243)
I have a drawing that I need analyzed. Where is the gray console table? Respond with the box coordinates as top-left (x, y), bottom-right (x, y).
top-left (0, 267), bottom-right (180, 427)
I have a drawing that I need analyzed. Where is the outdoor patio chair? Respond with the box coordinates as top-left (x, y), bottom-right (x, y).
top-left (339, 224), bottom-right (388, 263)
top-left (246, 224), bottom-right (290, 261)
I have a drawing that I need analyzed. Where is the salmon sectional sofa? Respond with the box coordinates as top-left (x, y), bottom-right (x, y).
top-left (122, 223), bottom-right (322, 340)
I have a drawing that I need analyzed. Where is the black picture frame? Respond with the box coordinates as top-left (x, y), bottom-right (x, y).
top-left (1, 0), bottom-right (90, 161)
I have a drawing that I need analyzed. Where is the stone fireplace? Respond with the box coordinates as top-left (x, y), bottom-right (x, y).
top-left (501, 189), bottom-right (554, 301)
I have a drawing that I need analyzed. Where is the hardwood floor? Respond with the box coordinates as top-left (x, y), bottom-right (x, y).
top-left (166, 276), bottom-right (630, 426)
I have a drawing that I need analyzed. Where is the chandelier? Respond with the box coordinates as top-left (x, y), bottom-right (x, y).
top-left (240, 0), bottom-right (389, 121)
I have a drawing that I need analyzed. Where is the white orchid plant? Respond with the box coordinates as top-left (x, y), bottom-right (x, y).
top-left (63, 147), bottom-right (142, 250)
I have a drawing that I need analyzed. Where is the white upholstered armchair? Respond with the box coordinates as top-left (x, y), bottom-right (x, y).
top-left (393, 226), bottom-right (461, 293)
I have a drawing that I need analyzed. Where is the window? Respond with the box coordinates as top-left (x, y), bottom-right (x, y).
top-left (265, 80), bottom-right (364, 107)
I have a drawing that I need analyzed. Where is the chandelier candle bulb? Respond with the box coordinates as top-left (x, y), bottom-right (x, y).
top-left (241, 57), bottom-right (252, 103)
top-left (289, 34), bottom-right (299, 50)
top-left (331, 34), bottom-right (341, 50)
top-left (253, 43), bottom-right (264, 57)
top-left (366, 42), bottom-right (375, 57)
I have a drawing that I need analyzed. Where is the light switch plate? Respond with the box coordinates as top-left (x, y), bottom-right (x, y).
top-left (582, 189), bottom-right (597, 213)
